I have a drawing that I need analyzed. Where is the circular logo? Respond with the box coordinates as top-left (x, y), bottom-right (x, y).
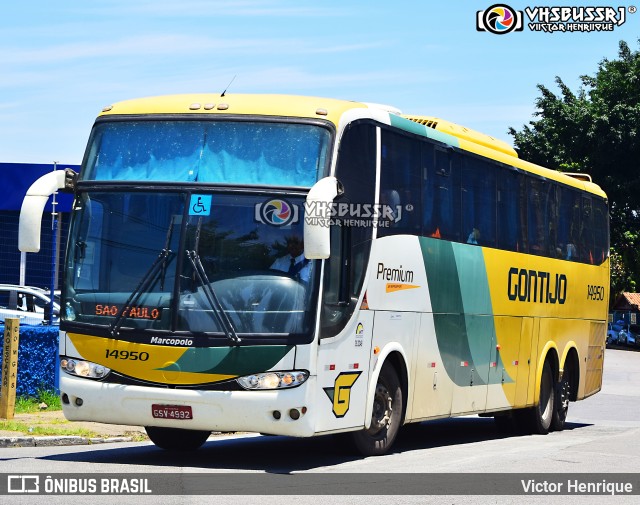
top-left (483, 4), bottom-right (518, 34)
top-left (260, 199), bottom-right (294, 226)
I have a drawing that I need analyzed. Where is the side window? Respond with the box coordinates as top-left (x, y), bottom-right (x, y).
top-left (461, 157), bottom-right (496, 247)
top-left (527, 179), bottom-right (547, 257)
top-left (16, 292), bottom-right (28, 312)
top-left (321, 122), bottom-right (376, 338)
top-left (378, 130), bottom-right (422, 236)
top-left (7, 290), bottom-right (18, 311)
top-left (546, 184), bottom-right (561, 258)
top-left (564, 189), bottom-right (582, 261)
top-left (72, 195), bottom-right (105, 291)
top-left (0, 290), bottom-right (9, 309)
top-left (423, 146), bottom-right (460, 241)
top-left (497, 168), bottom-right (523, 252)
top-left (593, 198), bottom-right (609, 264)
top-left (581, 196), bottom-right (595, 263)
top-left (32, 294), bottom-right (49, 312)
top-left (24, 294), bottom-right (36, 312)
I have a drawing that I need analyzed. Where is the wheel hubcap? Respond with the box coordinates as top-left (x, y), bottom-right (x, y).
top-left (371, 383), bottom-right (393, 434)
top-left (560, 380), bottom-right (570, 410)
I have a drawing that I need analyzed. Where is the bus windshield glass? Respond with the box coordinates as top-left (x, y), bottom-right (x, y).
top-left (64, 191), bottom-right (318, 338)
top-left (82, 120), bottom-right (331, 187)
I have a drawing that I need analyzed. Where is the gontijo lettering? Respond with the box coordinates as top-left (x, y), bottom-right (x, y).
top-left (507, 267), bottom-right (567, 304)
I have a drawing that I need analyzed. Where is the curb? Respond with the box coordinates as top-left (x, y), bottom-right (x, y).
top-left (0, 435), bottom-right (136, 448)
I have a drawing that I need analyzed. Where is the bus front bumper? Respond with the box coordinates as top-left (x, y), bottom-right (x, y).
top-left (59, 374), bottom-right (317, 437)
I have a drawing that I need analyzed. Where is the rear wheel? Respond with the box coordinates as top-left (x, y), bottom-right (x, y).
top-left (351, 364), bottom-right (403, 456)
top-left (145, 426), bottom-right (211, 451)
top-left (519, 359), bottom-right (554, 435)
top-left (532, 360), bottom-right (555, 434)
top-left (551, 364), bottom-right (574, 432)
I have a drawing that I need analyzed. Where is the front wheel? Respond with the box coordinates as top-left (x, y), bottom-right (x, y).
top-left (145, 426), bottom-right (211, 451)
top-left (351, 364), bottom-right (403, 456)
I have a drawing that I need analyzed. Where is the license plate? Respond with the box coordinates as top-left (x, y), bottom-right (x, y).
top-left (151, 404), bottom-right (193, 420)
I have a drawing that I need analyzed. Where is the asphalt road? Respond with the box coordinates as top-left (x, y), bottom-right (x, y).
top-left (1, 348), bottom-right (639, 504)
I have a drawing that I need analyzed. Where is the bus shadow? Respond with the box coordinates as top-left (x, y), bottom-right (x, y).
top-left (41, 417), bottom-right (592, 472)
top-left (393, 417), bottom-right (591, 451)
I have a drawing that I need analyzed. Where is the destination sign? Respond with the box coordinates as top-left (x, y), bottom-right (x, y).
top-left (95, 304), bottom-right (161, 320)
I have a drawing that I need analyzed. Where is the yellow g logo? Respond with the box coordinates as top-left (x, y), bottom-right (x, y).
top-left (323, 371), bottom-right (362, 418)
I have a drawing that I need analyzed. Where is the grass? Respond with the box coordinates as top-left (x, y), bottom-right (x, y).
top-left (1, 390), bottom-right (95, 437)
top-left (2, 389), bottom-right (148, 440)
top-left (0, 417), bottom-right (148, 440)
top-left (14, 389), bottom-right (62, 414)
top-left (0, 419), bottom-right (99, 438)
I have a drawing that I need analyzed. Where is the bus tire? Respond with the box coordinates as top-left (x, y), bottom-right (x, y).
top-left (351, 363), bottom-right (403, 456)
top-left (145, 426), bottom-right (211, 451)
top-left (529, 359), bottom-right (555, 435)
top-left (551, 368), bottom-right (572, 432)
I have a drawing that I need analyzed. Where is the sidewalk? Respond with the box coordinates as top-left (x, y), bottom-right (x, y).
top-left (0, 410), bottom-right (148, 448)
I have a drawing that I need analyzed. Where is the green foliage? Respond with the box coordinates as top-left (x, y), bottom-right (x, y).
top-left (509, 40), bottom-right (640, 299)
top-left (0, 419), bottom-right (98, 438)
top-left (14, 389), bottom-right (62, 414)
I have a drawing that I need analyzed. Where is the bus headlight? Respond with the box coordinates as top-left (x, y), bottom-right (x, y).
top-left (236, 370), bottom-right (309, 390)
top-left (60, 357), bottom-right (110, 380)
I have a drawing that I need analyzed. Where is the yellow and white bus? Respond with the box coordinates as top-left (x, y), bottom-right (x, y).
top-left (19, 94), bottom-right (609, 455)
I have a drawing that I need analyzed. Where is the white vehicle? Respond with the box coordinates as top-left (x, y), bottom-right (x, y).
top-left (18, 94), bottom-right (609, 455)
top-left (0, 284), bottom-right (60, 325)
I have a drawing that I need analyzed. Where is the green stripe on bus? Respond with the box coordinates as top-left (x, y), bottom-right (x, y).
top-left (420, 238), bottom-right (482, 386)
top-left (389, 115), bottom-right (460, 147)
top-left (453, 243), bottom-right (501, 383)
top-left (419, 238), bottom-right (512, 386)
top-left (157, 345), bottom-right (294, 376)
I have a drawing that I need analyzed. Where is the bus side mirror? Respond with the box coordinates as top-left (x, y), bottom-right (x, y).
top-left (304, 176), bottom-right (342, 259)
top-left (19, 169), bottom-right (77, 253)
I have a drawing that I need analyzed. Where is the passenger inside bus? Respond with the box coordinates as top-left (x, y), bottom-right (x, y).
top-left (467, 227), bottom-right (481, 245)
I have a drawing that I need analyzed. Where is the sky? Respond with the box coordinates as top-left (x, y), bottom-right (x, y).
top-left (1, 0), bottom-right (638, 165)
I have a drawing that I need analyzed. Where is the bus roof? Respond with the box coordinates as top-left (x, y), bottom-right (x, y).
top-left (99, 93), bottom-right (606, 199)
top-left (99, 93), bottom-right (368, 125)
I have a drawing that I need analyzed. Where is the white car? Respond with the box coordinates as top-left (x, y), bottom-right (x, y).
top-left (0, 284), bottom-right (60, 325)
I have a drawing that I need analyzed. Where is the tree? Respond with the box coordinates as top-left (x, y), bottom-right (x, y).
top-left (508, 40), bottom-right (640, 298)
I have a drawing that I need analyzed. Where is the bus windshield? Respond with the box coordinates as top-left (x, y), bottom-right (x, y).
top-left (82, 120), bottom-right (331, 187)
top-left (64, 191), bottom-right (318, 338)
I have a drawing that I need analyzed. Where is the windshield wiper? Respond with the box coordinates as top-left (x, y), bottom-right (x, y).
top-left (186, 217), bottom-right (241, 345)
top-left (108, 217), bottom-right (176, 338)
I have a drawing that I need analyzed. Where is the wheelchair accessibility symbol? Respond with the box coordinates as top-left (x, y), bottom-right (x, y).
top-left (189, 194), bottom-right (212, 216)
